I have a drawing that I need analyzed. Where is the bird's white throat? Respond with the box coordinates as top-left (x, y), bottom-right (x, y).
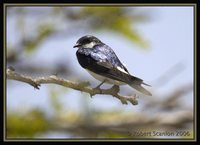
top-left (82, 42), bottom-right (96, 48)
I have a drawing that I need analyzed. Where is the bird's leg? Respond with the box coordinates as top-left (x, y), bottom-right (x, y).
top-left (94, 80), bottom-right (106, 90)
top-left (110, 85), bottom-right (120, 93)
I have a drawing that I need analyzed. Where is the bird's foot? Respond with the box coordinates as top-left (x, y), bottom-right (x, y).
top-left (109, 85), bottom-right (120, 94)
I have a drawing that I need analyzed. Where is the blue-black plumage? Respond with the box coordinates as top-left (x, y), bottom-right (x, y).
top-left (74, 35), bottom-right (152, 96)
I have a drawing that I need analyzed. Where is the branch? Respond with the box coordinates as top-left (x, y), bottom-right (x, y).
top-left (6, 67), bottom-right (138, 106)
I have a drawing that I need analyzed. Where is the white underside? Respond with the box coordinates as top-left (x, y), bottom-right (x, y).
top-left (86, 69), bottom-right (125, 86)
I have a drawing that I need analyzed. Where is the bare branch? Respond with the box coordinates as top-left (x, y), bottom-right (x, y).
top-left (6, 67), bottom-right (138, 106)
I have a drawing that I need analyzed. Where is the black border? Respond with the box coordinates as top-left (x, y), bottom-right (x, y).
top-left (2, 1), bottom-right (199, 142)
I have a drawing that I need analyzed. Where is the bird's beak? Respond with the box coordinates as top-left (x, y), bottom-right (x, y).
top-left (73, 44), bottom-right (81, 48)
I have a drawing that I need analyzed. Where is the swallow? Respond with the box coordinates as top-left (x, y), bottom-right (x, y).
top-left (74, 35), bottom-right (152, 96)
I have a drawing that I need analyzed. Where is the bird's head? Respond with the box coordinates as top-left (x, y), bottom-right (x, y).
top-left (73, 35), bottom-right (102, 49)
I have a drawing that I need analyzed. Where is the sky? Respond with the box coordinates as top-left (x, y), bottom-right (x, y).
top-left (6, 6), bottom-right (194, 115)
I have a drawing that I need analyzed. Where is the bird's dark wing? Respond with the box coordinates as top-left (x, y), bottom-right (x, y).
top-left (94, 44), bottom-right (130, 74)
top-left (76, 46), bottom-right (133, 83)
top-left (96, 61), bottom-right (136, 83)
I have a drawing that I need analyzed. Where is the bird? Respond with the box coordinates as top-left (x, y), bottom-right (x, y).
top-left (73, 35), bottom-right (152, 96)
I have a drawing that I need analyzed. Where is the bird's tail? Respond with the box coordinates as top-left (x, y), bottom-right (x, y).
top-left (128, 76), bottom-right (152, 96)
